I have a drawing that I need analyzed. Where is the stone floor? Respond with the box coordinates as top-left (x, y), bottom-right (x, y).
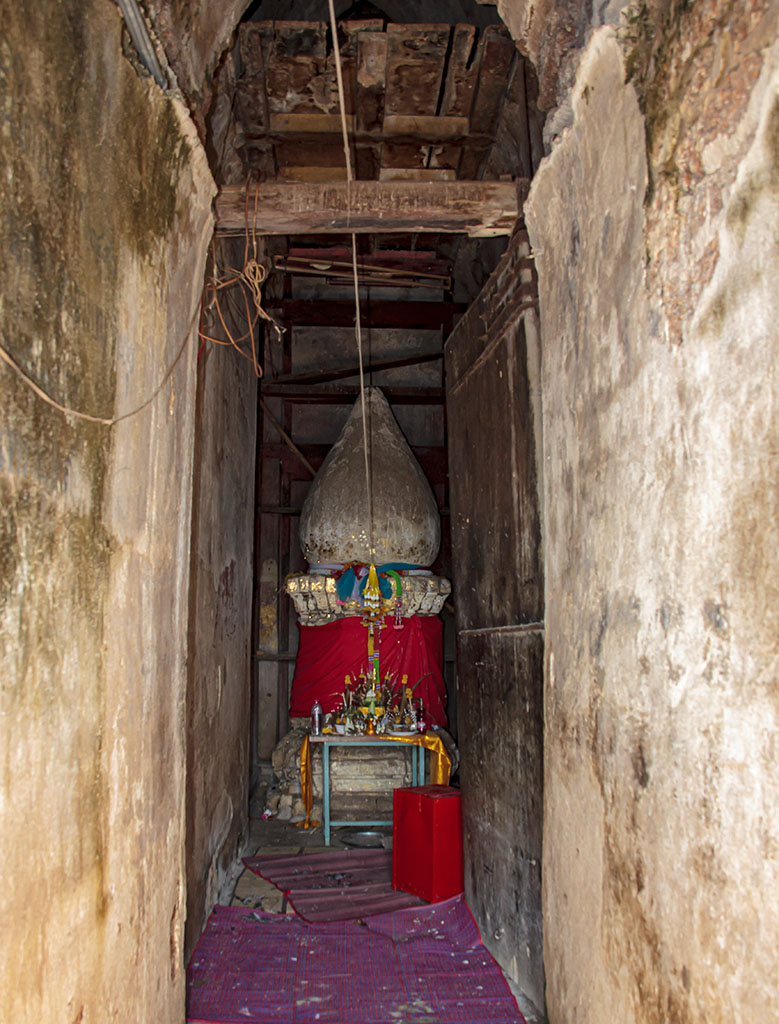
top-left (221, 790), bottom-right (546, 1024)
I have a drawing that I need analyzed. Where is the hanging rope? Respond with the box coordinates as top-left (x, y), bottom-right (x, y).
top-left (198, 182), bottom-right (285, 379)
top-left (2, 177), bottom-right (284, 422)
top-left (327, 0), bottom-right (375, 559)
top-left (0, 303), bottom-right (198, 427)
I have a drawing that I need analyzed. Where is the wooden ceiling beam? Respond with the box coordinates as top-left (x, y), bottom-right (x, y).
top-left (214, 180), bottom-right (524, 237)
top-left (259, 386), bottom-right (445, 404)
top-left (459, 27), bottom-right (517, 178)
top-left (268, 299), bottom-right (465, 329)
top-left (286, 247), bottom-right (452, 276)
top-left (266, 352), bottom-right (442, 386)
top-left (431, 24), bottom-right (479, 172)
top-left (382, 24), bottom-right (449, 170)
top-left (245, 113), bottom-right (480, 145)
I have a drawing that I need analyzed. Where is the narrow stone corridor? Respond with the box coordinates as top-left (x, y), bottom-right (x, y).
top-left (2, 2), bottom-right (777, 1022)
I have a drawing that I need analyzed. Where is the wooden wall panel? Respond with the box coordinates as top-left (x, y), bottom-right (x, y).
top-left (447, 316), bottom-right (542, 629)
top-left (458, 629), bottom-right (543, 999)
top-left (445, 230), bottom-right (544, 1009)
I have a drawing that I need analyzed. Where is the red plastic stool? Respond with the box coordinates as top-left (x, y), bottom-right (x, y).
top-left (392, 785), bottom-right (464, 902)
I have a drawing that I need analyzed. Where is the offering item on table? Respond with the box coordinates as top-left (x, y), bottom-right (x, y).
top-left (284, 390), bottom-right (450, 731)
top-left (328, 672), bottom-right (426, 735)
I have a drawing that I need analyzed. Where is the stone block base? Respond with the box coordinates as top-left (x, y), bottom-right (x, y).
top-left (271, 722), bottom-right (458, 823)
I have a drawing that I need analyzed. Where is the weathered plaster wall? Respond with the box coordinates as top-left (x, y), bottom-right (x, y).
top-left (0, 1), bottom-right (214, 1020)
top-left (524, 8), bottom-right (779, 1022)
top-left (185, 277), bottom-right (257, 959)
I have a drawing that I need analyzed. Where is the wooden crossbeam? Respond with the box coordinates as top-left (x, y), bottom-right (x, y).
top-left (267, 113), bottom-right (472, 139)
top-left (268, 299), bottom-right (466, 329)
top-left (214, 181), bottom-right (523, 237)
top-left (259, 385), bottom-right (444, 404)
top-left (287, 247), bottom-right (452, 277)
top-left (265, 352), bottom-right (442, 387)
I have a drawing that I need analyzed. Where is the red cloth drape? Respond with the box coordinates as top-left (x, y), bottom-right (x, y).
top-left (290, 616), bottom-right (447, 728)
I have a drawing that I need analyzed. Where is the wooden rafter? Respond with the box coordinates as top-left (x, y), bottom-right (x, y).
top-left (259, 387), bottom-right (445, 404)
top-left (265, 352), bottom-right (442, 386)
top-left (267, 299), bottom-right (466, 330)
top-left (214, 180), bottom-right (523, 236)
top-left (256, 112), bottom-right (476, 142)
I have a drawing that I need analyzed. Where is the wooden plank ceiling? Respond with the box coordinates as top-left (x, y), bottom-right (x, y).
top-left (233, 19), bottom-right (517, 185)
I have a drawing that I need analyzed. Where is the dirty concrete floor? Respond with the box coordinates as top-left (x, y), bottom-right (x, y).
top-left (219, 788), bottom-right (546, 1024)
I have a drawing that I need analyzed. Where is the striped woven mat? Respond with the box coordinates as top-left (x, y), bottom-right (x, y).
top-left (243, 848), bottom-right (425, 922)
top-left (187, 895), bottom-right (526, 1024)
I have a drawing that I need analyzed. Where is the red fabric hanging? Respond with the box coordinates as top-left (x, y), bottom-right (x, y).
top-left (289, 616), bottom-right (447, 728)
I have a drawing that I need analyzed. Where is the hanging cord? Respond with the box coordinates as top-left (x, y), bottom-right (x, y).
top-left (0, 303), bottom-right (198, 427)
top-left (327, 0), bottom-right (375, 559)
top-left (244, 182), bottom-right (286, 346)
top-left (199, 183), bottom-right (285, 378)
top-left (2, 186), bottom-right (282, 423)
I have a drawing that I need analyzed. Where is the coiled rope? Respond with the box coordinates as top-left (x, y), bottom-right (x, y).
top-left (198, 182), bottom-right (285, 379)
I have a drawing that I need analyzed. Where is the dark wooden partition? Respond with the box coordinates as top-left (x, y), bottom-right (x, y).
top-left (445, 229), bottom-right (544, 1007)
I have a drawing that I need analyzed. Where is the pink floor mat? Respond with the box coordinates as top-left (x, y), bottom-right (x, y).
top-left (243, 848), bottom-right (425, 922)
top-left (187, 895), bottom-right (526, 1024)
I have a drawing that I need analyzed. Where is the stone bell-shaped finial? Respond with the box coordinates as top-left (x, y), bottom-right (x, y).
top-left (298, 387), bottom-right (440, 566)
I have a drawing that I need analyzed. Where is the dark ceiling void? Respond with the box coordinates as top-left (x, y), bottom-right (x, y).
top-left (243, 1), bottom-right (503, 30)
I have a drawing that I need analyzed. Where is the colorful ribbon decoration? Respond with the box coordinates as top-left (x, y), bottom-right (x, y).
top-left (334, 562), bottom-right (420, 603)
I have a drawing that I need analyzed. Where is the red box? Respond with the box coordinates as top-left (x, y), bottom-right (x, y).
top-left (392, 785), bottom-right (464, 902)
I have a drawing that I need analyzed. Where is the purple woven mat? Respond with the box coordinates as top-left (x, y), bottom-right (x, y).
top-left (244, 849), bottom-right (426, 922)
top-left (187, 895), bottom-right (526, 1024)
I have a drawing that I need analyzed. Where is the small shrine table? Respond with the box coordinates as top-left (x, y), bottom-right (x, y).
top-left (303, 733), bottom-right (451, 845)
